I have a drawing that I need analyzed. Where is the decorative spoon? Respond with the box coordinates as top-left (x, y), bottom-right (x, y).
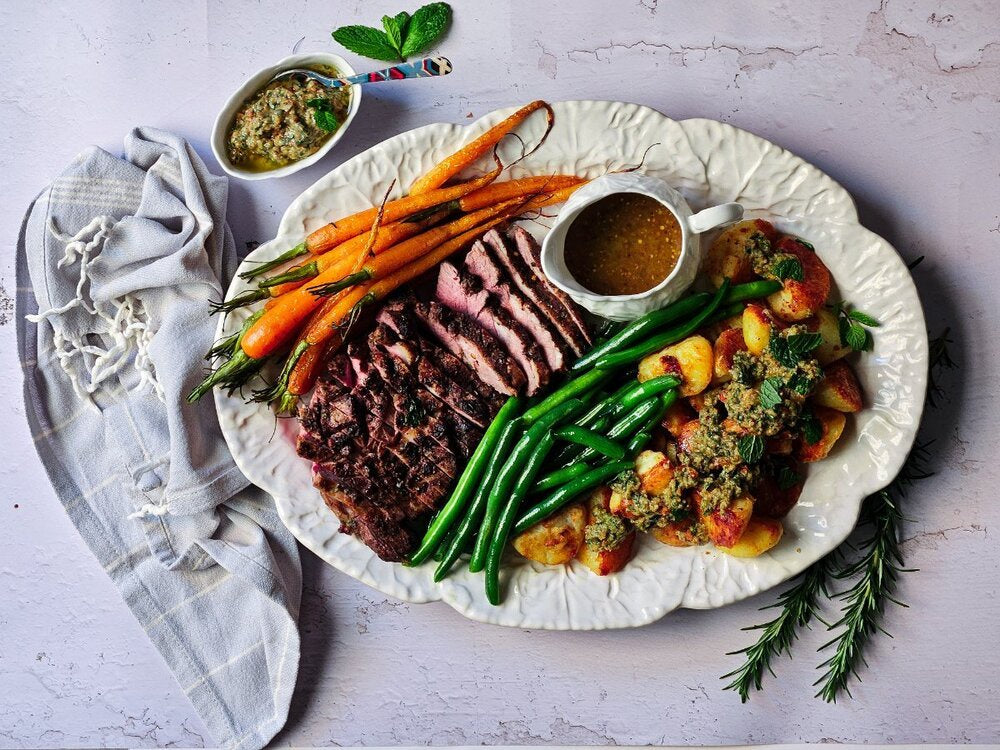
top-left (269, 56), bottom-right (452, 89)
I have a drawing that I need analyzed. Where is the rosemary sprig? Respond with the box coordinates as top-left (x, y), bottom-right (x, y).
top-left (927, 327), bottom-right (956, 408)
top-left (813, 442), bottom-right (929, 701)
top-left (721, 557), bottom-right (833, 702)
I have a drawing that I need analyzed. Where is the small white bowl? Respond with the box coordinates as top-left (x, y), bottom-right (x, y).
top-left (211, 52), bottom-right (362, 181)
top-left (540, 173), bottom-right (743, 321)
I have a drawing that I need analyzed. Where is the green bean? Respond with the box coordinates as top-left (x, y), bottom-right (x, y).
top-left (514, 460), bottom-right (632, 536)
top-left (408, 396), bottom-right (523, 566)
top-left (575, 396), bottom-right (663, 464)
top-left (469, 398), bottom-right (585, 571)
top-left (432, 525), bottom-right (457, 562)
top-left (553, 425), bottom-right (626, 460)
top-left (533, 462), bottom-right (590, 493)
top-left (707, 300), bottom-right (747, 325)
top-left (619, 375), bottom-right (681, 409)
top-left (593, 280), bottom-right (731, 371)
top-left (570, 280), bottom-right (778, 373)
top-left (625, 430), bottom-right (653, 457)
top-left (434, 416), bottom-right (522, 581)
top-left (643, 390), bottom-right (678, 432)
top-left (577, 379), bottom-right (635, 429)
top-left (571, 293), bottom-right (712, 371)
top-left (723, 279), bottom-right (782, 304)
top-left (485, 433), bottom-right (556, 604)
top-left (521, 369), bottom-right (613, 426)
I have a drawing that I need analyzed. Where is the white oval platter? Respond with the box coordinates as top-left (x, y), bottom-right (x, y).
top-left (215, 100), bottom-right (928, 630)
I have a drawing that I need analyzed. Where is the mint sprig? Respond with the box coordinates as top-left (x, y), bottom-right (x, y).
top-left (333, 3), bottom-right (451, 62)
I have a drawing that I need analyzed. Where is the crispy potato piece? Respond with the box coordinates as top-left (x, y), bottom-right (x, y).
top-left (513, 502), bottom-right (586, 565)
top-left (703, 219), bottom-right (779, 288)
top-left (713, 327), bottom-right (749, 384)
top-left (635, 449), bottom-right (675, 495)
top-left (697, 493), bottom-right (755, 548)
top-left (813, 360), bottom-right (863, 412)
top-left (798, 406), bottom-right (847, 462)
top-left (638, 335), bottom-right (713, 397)
top-left (702, 312), bottom-right (744, 342)
top-left (766, 238), bottom-right (832, 321)
top-left (687, 385), bottom-right (724, 414)
top-left (721, 518), bottom-right (784, 557)
top-left (577, 487), bottom-right (636, 576)
top-left (754, 460), bottom-right (803, 518)
top-left (742, 303), bottom-right (780, 355)
top-left (661, 399), bottom-right (696, 436)
top-left (766, 431), bottom-right (795, 456)
top-left (803, 308), bottom-right (851, 365)
top-left (675, 419), bottom-right (701, 455)
top-left (650, 510), bottom-right (708, 547)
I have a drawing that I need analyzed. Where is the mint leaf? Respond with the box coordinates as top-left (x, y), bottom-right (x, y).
top-left (787, 372), bottom-right (814, 396)
top-left (844, 322), bottom-right (871, 352)
top-left (738, 434), bottom-right (765, 464)
top-left (759, 377), bottom-right (783, 409)
top-left (401, 2), bottom-right (451, 57)
top-left (305, 98), bottom-right (331, 111)
top-left (800, 410), bottom-right (822, 444)
top-left (313, 109), bottom-right (340, 132)
top-left (787, 332), bottom-right (823, 358)
top-left (769, 336), bottom-right (796, 369)
top-left (772, 256), bottom-right (803, 281)
top-left (332, 25), bottom-right (401, 62)
top-left (848, 309), bottom-right (880, 327)
top-left (777, 465), bottom-right (801, 490)
top-left (382, 13), bottom-right (407, 56)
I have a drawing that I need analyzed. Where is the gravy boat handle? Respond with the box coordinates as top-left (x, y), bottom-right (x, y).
top-left (687, 203), bottom-right (744, 234)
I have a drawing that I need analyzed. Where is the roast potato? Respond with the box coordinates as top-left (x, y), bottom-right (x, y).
top-left (766, 238), bottom-right (832, 321)
top-left (697, 493), bottom-right (755, 548)
top-left (713, 327), bottom-right (749, 384)
top-left (703, 219), bottom-right (780, 288)
top-left (661, 399), bottom-right (696, 436)
top-left (812, 360), bottom-right (863, 413)
top-left (638, 335), bottom-right (713, 397)
top-left (754, 460), bottom-right (803, 518)
top-left (577, 487), bottom-right (636, 576)
top-left (804, 308), bottom-right (851, 365)
top-left (513, 502), bottom-right (586, 565)
top-left (634, 449), bottom-right (675, 495)
top-left (650, 510), bottom-right (708, 547)
top-left (798, 406), bottom-right (847, 463)
top-left (742, 303), bottom-right (780, 355)
top-left (721, 518), bottom-right (784, 557)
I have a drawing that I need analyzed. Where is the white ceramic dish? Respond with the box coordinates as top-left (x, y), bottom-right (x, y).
top-left (215, 101), bottom-right (928, 630)
top-left (540, 172), bottom-right (743, 321)
top-left (211, 52), bottom-right (362, 181)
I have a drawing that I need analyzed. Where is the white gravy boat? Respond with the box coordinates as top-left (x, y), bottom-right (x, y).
top-left (540, 173), bottom-right (743, 320)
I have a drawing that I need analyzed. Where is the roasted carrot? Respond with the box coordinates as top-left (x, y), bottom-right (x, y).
top-left (240, 186), bottom-right (392, 360)
top-left (409, 101), bottom-right (554, 195)
top-left (307, 199), bottom-right (528, 299)
top-left (302, 168), bottom-right (501, 255)
top-left (263, 213), bottom-right (446, 297)
top-left (458, 175), bottom-right (584, 213)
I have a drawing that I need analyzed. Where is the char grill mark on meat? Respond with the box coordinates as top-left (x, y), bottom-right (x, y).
top-left (377, 297), bottom-right (504, 410)
top-left (374, 324), bottom-right (491, 430)
top-left (506, 225), bottom-right (593, 346)
top-left (480, 229), bottom-right (589, 356)
top-left (415, 300), bottom-right (527, 396)
top-left (464, 240), bottom-right (569, 372)
top-left (435, 261), bottom-right (550, 395)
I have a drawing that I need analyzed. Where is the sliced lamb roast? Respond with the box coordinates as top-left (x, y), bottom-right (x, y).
top-left (480, 229), bottom-right (589, 356)
top-left (435, 261), bottom-right (550, 395)
top-left (414, 300), bottom-right (527, 396)
top-left (463, 240), bottom-right (570, 373)
top-left (507, 225), bottom-right (593, 346)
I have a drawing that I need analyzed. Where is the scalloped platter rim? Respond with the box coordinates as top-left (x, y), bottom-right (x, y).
top-left (215, 100), bottom-right (928, 630)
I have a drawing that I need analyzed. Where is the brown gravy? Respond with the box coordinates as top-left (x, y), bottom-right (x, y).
top-left (564, 193), bottom-right (682, 295)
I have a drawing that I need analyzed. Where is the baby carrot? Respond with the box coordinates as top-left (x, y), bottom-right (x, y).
top-left (409, 101), bottom-right (553, 195)
top-left (458, 174), bottom-right (583, 213)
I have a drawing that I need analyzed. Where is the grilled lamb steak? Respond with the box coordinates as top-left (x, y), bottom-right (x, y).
top-left (415, 300), bottom-right (527, 396)
top-left (481, 229), bottom-right (590, 356)
top-left (463, 241), bottom-right (570, 373)
top-left (436, 261), bottom-right (550, 395)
